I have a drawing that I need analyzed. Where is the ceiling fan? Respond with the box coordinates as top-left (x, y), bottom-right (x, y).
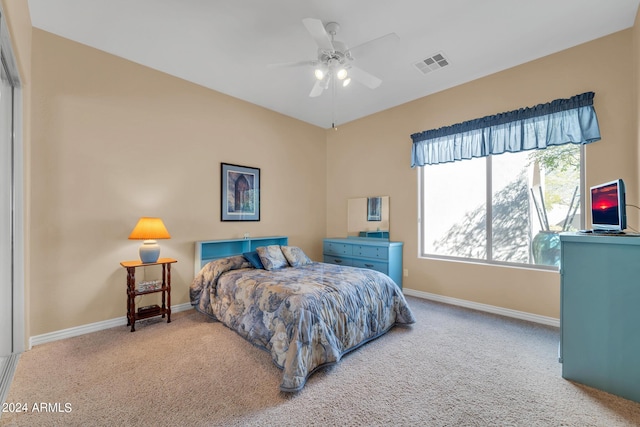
top-left (271, 18), bottom-right (399, 98)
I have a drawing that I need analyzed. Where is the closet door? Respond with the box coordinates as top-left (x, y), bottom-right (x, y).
top-left (0, 59), bottom-right (12, 356)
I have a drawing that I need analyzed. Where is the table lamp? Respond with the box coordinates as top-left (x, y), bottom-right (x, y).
top-left (128, 217), bottom-right (171, 263)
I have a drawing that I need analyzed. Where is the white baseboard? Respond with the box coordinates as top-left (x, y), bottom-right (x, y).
top-left (29, 303), bottom-right (194, 348)
top-left (403, 288), bottom-right (560, 328)
top-left (28, 293), bottom-right (558, 348)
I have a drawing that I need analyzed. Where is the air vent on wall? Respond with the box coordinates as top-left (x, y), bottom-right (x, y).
top-left (413, 52), bottom-right (450, 75)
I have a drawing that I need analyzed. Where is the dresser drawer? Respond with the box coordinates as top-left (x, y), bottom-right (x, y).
top-left (351, 259), bottom-right (388, 274)
top-left (323, 255), bottom-right (353, 267)
top-left (353, 245), bottom-right (388, 260)
top-left (323, 238), bottom-right (403, 289)
top-left (323, 241), bottom-right (353, 256)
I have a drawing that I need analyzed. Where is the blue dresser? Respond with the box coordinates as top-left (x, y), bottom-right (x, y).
top-left (323, 237), bottom-right (403, 288)
top-left (559, 233), bottom-right (640, 403)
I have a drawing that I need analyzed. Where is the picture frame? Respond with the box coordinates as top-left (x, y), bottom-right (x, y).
top-left (221, 163), bottom-right (260, 221)
top-left (367, 197), bottom-right (382, 221)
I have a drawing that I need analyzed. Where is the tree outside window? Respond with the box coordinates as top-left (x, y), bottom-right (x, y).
top-left (420, 144), bottom-right (581, 268)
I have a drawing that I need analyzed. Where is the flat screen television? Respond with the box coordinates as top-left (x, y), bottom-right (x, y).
top-left (590, 179), bottom-right (627, 232)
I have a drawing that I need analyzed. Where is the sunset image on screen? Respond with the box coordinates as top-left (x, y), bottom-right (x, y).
top-left (591, 184), bottom-right (619, 224)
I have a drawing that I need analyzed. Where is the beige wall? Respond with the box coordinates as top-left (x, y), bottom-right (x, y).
top-left (28, 29), bottom-right (326, 335)
top-left (327, 29), bottom-right (636, 319)
top-left (635, 7), bottom-right (640, 195)
top-left (3, 4), bottom-right (639, 338)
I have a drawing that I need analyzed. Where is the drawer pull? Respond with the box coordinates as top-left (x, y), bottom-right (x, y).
top-left (334, 259), bottom-right (343, 263)
top-left (364, 263), bottom-right (374, 268)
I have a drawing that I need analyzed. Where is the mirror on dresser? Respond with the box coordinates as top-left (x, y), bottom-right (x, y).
top-left (347, 196), bottom-right (389, 239)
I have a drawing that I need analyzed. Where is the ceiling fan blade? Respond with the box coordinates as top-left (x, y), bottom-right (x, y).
top-left (302, 18), bottom-right (334, 52)
top-left (268, 60), bottom-right (317, 69)
top-left (346, 33), bottom-right (400, 60)
top-left (348, 66), bottom-right (382, 89)
top-left (309, 80), bottom-right (325, 97)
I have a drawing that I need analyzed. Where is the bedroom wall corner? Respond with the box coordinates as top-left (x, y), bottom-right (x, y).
top-left (325, 29), bottom-right (635, 320)
top-left (633, 5), bottom-right (640, 207)
top-left (29, 29), bottom-right (327, 336)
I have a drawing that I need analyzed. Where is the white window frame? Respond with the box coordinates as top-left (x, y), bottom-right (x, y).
top-left (417, 145), bottom-right (585, 271)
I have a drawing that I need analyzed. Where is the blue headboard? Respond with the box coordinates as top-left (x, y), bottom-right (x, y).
top-left (194, 236), bottom-right (288, 276)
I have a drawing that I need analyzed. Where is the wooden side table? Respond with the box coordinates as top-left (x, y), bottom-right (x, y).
top-left (119, 258), bottom-right (177, 332)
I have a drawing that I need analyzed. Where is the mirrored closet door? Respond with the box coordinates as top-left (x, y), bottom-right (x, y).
top-left (0, 53), bottom-right (13, 357)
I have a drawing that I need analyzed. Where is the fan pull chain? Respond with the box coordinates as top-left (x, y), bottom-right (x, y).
top-left (332, 75), bottom-right (338, 130)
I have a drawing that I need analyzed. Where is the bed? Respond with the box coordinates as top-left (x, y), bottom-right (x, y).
top-left (190, 236), bottom-right (416, 392)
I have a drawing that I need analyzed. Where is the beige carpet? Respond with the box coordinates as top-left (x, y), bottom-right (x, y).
top-left (1, 297), bottom-right (640, 426)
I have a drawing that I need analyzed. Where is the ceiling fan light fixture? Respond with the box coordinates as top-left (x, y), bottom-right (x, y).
top-left (336, 68), bottom-right (348, 80)
top-left (314, 68), bottom-right (325, 80)
top-left (342, 77), bottom-right (351, 87)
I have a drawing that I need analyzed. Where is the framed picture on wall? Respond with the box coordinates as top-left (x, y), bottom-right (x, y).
top-left (221, 163), bottom-right (260, 221)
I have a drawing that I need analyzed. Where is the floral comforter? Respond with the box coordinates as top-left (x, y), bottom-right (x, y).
top-left (190, 255), bottom-right (416, 392)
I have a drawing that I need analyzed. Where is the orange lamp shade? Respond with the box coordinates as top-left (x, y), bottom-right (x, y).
top-left (128, 217), bottom-right (171, 240)
top-left (128, 217), bottom-right (170, 263)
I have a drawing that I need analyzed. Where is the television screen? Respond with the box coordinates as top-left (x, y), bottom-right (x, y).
top-left (590, 179), bottom-right (626, 232)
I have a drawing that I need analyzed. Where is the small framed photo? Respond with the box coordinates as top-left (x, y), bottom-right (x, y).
top-left (221, 163), bottom-right (260, 221)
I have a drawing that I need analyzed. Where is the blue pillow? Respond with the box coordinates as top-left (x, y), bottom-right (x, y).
top-left (243, 251), bottom-right (264, 269)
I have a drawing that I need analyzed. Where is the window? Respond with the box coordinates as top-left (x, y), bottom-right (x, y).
top-left (413, 92), bottom-right (598, 269)
top-left (419, 144), bottom-right (583, 269)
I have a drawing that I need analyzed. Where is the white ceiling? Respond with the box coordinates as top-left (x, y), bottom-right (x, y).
top-left (27, 0), bottom-right (640, 129)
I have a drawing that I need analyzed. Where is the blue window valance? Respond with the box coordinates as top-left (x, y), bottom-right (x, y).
top-left (410, 92), bottom-right (601, 167)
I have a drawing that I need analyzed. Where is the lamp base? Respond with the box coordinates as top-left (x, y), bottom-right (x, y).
top-left (139, 240), bottom-right (161, 263)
